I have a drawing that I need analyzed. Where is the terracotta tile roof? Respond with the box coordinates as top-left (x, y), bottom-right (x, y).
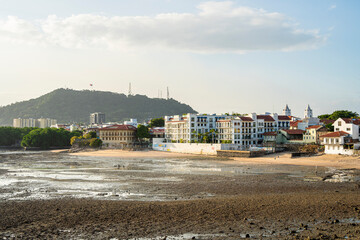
top-left (99, 125), bottom-right (137, 131)
top-left (263, 131), bottom-right (277, 136)
top-left (321, 131), bottom-right (349, 138)
top-left (282, 129), bottom-right (305, 135)
top-left (278, 115), bottom-right (292, 121)
top-left (320, 119), bottom-right (335, 125)
top-left (150, 128), bottom-right (165, 134)
top-left (290, 120), bottom-right (302, 127)
top-left (257, 115), bottom-right (275, 122)
top-left (340, 118), bottom-right (360, 125)
top-left (306, 125), bottom-right (323, 130)
top-left (239, 117), bottom-right (253, 122)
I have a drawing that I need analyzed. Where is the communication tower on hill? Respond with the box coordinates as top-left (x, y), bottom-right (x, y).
top-left (128, 83), bottom-right (132, 96)
top-left (167, 87), bottom-right (170, 100)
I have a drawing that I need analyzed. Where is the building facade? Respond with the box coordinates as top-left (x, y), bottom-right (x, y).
top-left (99, 125), bottom-right (137, 148)
top-left (321, 131), bottom-right (360, 155)
top-left (333, 118), bottom-right (360, 140)
top-left (13, 118), bottom-right (57, 128)
top-left (164, 113), bottom-right (226, 143)
top-left (303, 125), bottom-right (329, 144)
top-left (90, 112), bottom-right (106, 125)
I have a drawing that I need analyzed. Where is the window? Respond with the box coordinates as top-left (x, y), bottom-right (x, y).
top-left (346, 128), bottom-right (351, 131)
top-left (338, 121), bottom-right (342, 126)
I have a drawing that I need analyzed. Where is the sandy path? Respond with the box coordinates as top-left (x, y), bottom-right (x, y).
top-left (226, 152), bottom-right (360, 169)
top-left (64, 149), bottom-right (360, 169)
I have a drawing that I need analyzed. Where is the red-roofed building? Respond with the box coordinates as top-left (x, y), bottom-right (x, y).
top-left (278, 129), bottom-right (305, 144)
top-left (99, 125), bottom-right (137, 148)
top-left (303, 125), bottom-right (329, 144)
top-left (333, 118), bottom-right (360, 140)
top-left (216, 116), bottom-right (257, 147)
top-left (150, 127), bottom-right (165, 138)
top-left (321, 131), bottom-right (360, 155)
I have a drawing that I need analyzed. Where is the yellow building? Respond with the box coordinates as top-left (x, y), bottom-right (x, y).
top-left (303, 125), bottom-right (329, 144)
top-left (99, 125), bottom-right (137, 148)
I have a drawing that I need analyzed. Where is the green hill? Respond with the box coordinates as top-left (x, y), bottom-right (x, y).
top-left (0, 88), bottom-right (197, 125)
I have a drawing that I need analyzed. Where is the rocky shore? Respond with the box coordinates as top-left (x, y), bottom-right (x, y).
top-left (1, 192), bottom-right (360, 239)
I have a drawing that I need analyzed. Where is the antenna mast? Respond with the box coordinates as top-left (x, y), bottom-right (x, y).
top-left (128, 83), bottom-right (132, 96)
top-left (167, 87), bottom-right (170, 100)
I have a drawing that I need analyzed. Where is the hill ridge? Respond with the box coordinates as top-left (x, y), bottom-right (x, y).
top-left (0, 88), bottom-right (197, 125)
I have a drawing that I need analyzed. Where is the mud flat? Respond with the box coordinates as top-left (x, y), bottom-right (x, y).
top-left (0, 151), bottom-right (359, 239)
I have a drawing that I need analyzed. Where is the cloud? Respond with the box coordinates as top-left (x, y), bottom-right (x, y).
top-left (0, 1), bottom-right (325, 53)
top-left (329, 4), bottom-right (337, 10)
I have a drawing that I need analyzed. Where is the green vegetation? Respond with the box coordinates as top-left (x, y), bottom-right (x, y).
top-left (21, 128), bottom-right (82, 149)
top-left (136, 124), bottom-right (150, 140)
top-left (70, 132), bottom-right (102, 148)
top-left (325, 123), bottom-right (334, 131)
top-left (0, 88), bottom-right (197, 125)
top-left (318, 110), bottom-right (358, 120)
top-left (148, 118), bottom-right (165, 128)
top-left (0, 127), bottom-right (37, 146)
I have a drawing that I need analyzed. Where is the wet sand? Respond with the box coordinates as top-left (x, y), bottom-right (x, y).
top-left (68, 149), bottom-right (360, 169)
top-left (68, 149), bottom-right (200, 159)
top-left (1, 151), bottom-right (360, 239)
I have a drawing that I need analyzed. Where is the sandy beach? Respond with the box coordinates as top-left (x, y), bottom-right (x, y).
top-left (67, 149), bottom-right (360, 169)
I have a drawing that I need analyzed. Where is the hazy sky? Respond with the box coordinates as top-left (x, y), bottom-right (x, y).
top-left (0, 0), bottom-right (359, 117)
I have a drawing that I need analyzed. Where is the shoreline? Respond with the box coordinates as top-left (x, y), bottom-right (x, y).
top-left (64, 149), bottom-right (360, 169)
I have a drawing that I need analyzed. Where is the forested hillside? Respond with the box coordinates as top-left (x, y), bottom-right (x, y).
top-left (0, 89), bottom-right (197, 125)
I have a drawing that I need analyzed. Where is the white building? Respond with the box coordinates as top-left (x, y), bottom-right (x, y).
top-left (333, 118), bottom-right (360, 140)
top-left (304, 104), bottom-right (313, 118)
top-left (216, 116), bottom-right (257, 147)
top-left (321, 131), bottom-right (360, 155)
top-left (13, 118), bottom-right (57, 128)
top-left (165, 113), bottom-right (226, 143)
top-left (283, 104), bottom-right (291, 116)
top-left (165, 112), bottom-right (291, 147)
top-left (124, 119), bottom-right (138, 127)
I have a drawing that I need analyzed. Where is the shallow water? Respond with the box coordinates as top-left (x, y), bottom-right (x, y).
top-left (0, 151), bottom-right (357, 201)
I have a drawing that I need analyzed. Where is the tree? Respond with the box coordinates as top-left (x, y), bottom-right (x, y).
top-left (318, 110), bottom-right (358, 120)
top-left (83, 131), bottom-right (97, 139)
top-left (318, 114), bottom-right (330, 120)
top-left (136, 124), bottom-right (150, 140)
top-left (21, 128), bottom-right (83, 149)
top-left (89, 138), bottom-right (102, 148)
top-left (148, 118), bottom-right (165, 128)
top-left (325, 123), bottom-right (334, 131)
top-left (329, 110), bottom-right (358, 120)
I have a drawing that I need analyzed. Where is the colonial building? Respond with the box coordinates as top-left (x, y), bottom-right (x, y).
top-left (164, 113), bottom-right (226, 143)
top-left (150, 127), bottom-right (165, 138)
top-left (321, 131), bottom-right (360, 155)
top-left (304, 104), bottom-right (313, 118)
top-left (283, 104), bottom-right (291, 116)
top-left (277, 129), bottom-right (305, 144)
top-left (99, 125), bottom-right (137, 148)
top-left (303, 125), bottom-right (329, 144)
top-left (216, 116), bottom-right (256, 147)
top-left (333, 118), bottom-right (360, 140)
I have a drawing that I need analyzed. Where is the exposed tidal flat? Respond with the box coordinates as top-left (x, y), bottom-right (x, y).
top-left (0, 150), bottom-right (359, 239)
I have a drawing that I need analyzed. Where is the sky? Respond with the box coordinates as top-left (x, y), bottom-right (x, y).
top-left (0, 0), bottom-right (359, 117)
